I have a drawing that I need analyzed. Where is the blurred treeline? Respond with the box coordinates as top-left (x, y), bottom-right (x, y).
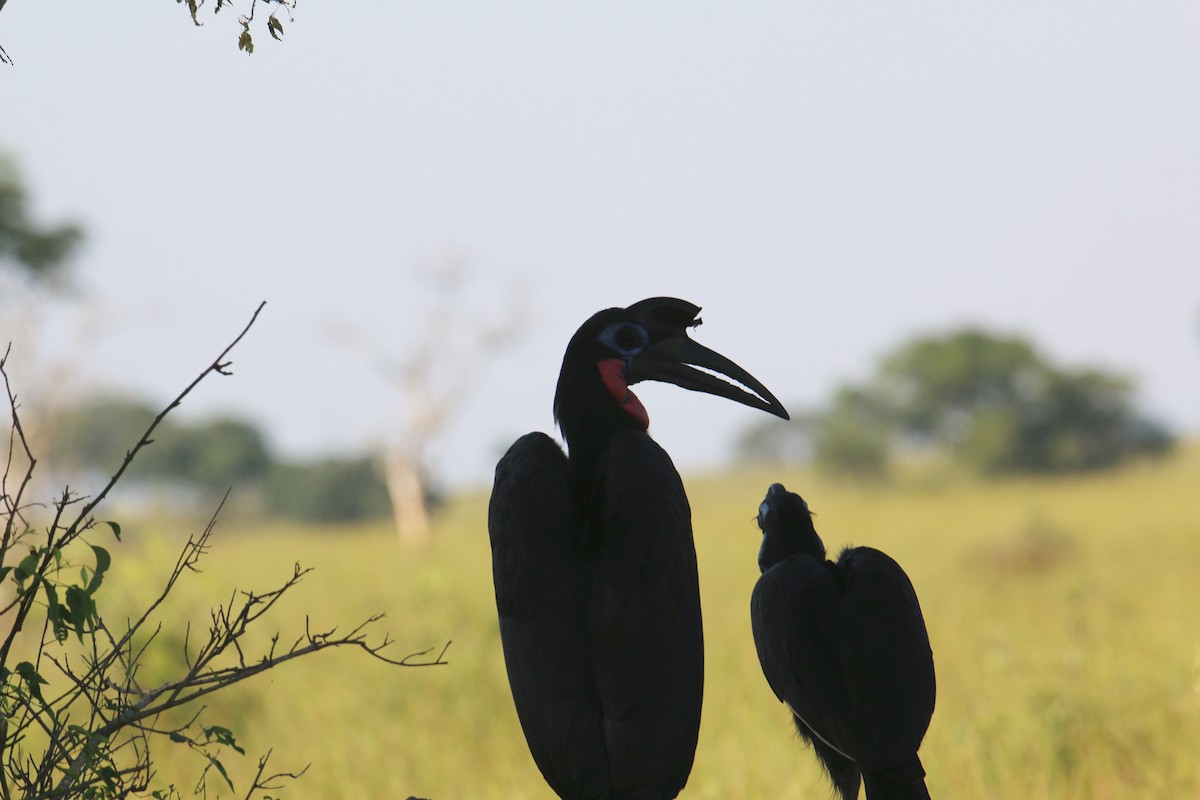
top-left (44, 396), bottom-right (394, 523)
top-left (738, 328), bottom-right (1174, 479)
top-left (46, 326), bottom-right (1176, 525)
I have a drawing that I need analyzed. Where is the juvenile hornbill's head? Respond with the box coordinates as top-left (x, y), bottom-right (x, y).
top-left (553, 298), bottom-right (790, 447)
top-left (756, 482), bottom-right (825, 572)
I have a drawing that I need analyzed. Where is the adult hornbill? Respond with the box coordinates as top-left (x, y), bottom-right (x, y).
top-left (750, 483), bottom-right (936, 800)
top-left (489, 297), bottom-right (788, 799)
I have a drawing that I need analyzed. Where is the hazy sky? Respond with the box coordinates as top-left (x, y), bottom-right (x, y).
top-left (3, 2), bottom-right (1198, 487)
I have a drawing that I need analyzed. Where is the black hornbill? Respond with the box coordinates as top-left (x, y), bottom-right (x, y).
top-left (489, 297), bottom-right (788, 799)
top-left (750, 483), bottom-right (936, 800)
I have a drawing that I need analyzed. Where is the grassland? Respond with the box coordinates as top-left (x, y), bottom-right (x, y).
top-left (97, 445), bottom-right (1200, 798)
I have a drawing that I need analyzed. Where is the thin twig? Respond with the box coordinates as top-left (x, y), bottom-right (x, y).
top-left (69, 301), bottom-right (266, 531)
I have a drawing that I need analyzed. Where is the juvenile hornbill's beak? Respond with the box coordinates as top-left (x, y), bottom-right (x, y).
top-left (627, 335), bottom-right (790, 420)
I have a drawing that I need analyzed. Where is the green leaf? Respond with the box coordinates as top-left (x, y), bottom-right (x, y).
top-left (98, 764), bottom-right (120, 789)
top-left (103, 520), bottom-right (122, 541)
top-left (268, 16), bottom-right (284, 41)
top-left (15, 661), bottom-right (47, 684)
top-left (14, 551), bottom-right (39, 583)
top-left (15, 661), bottom-right (48, 703)
top-left (0, 566), bottom-right (12, 584)
top-left (169, 731), bottom-right (189, 744)
top-left (207, 754), bottom-right (234, 790)
top-left (87, 545), bottom-right (111, 594)
top-left (44, 581), bottom-right (68, 642)
top-left (238, 29), bottom-right (254, 54)
top-left (66, 585), bottom-right (95, 641)
top-left (204, 724), bottom-right (246, 754)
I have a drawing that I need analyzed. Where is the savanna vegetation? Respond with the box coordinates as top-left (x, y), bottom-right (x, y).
top-left (80, 442), bottom-right (1199, 799)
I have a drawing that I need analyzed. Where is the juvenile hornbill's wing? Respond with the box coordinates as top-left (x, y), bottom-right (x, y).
top-left (750, 555), bottom-right (859, 757)
top-left (589, 430), bottom-right (703, 798)
top-left (489, 432), bottom-right (609, 799)
top-left (837, 547), bottom-right (936, 772)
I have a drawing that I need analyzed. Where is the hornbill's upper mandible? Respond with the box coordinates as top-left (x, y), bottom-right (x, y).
top-left (750, 483), bottom-right (936, 800)
top-left (489, 297), bottom-right (788, 799)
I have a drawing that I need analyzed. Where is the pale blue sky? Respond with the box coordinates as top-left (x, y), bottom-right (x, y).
top-left (3, 2), bottom-right (1198, 487)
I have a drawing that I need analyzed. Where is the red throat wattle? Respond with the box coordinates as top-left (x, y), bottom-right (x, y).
top-left (597, 358), bottom-right (649, 428)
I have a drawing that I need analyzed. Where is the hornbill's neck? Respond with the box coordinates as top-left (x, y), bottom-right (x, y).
top-left (758, 523), bottom-right (825, 573)
top-left (758, 486), bottom-right (826, 573)
top-left (553, 351), bottom-right (648, 492)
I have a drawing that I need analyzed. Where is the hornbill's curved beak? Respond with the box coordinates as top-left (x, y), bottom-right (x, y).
top-left (627, 336), bottom-right (790, 420)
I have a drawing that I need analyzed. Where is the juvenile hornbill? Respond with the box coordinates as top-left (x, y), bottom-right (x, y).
top-left (750, 483), bottom-right (936, 800)
top-left (489, 297), bottom-right (788, 799)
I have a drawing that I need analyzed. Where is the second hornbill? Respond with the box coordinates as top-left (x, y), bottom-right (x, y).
top-left (489, 297), bottom-right (788, 799)
top-left (750, 483), bottom-right (936, 800)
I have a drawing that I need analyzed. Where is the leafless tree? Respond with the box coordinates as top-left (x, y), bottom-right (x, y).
top-left (329, 255), bottom-right (525, 544)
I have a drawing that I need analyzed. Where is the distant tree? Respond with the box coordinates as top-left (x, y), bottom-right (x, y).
top-left (999, 368), bottom-right (1173, 474)
top-left (876, 328), bottom-right (1172, 475)
top-left (148, 416), bottom-right (272, 490)
top-left (735, 414), bottom-right (815, 465)
top-left (877, 329), bottom-right (1045, 446)
top-left (329, 256), bottom-right (524, 543)
top-left (812, 386), bottom-right (893, 479)
top-left (734, 388), bottom-right (892, 479)
top-left (49, 396), bottom-right (271, 491)
top-left (0, 153), bottom-right (83, 284)
top-left (262, 456), bottom-right (391, 524)
top-left (50, 393), bottom-right (399, 523)
top-left (0, 151), bottom-right (91, 455)
top-left (48, 395), bottom-right (166, 473)
top-left (735, 327), bottom-right (1173, 479)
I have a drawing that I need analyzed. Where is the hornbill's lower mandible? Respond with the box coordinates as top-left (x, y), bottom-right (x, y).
top-left (489, 298), bottom-right (788, 799)
top-left (750, 483), bottom-right (936, 800)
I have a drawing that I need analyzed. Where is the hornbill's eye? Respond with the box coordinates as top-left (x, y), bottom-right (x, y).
top-left (600, 322), bottom-right (649, 355)
top-left (615, 325), bottom-right (644, 350)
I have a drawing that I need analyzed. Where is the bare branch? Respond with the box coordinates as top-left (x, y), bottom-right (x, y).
top-left (242, 749), bottom-right (309, 799)
top-left (69, 301), bottom-right (266, 531)
top-left (1, 342), bottom-right (38, 565)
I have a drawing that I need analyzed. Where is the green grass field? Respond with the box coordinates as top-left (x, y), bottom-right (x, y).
top-left (101, 445), bottom-right (1200, 799)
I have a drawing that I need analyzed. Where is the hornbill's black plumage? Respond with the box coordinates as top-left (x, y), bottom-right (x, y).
top-left (750, 483), bottom-right (935, 800)
top-left (489, 298), bottom-right (788, 800)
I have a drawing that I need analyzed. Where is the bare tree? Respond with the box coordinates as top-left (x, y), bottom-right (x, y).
top-left (330, 256), bottom-right (525, 544)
